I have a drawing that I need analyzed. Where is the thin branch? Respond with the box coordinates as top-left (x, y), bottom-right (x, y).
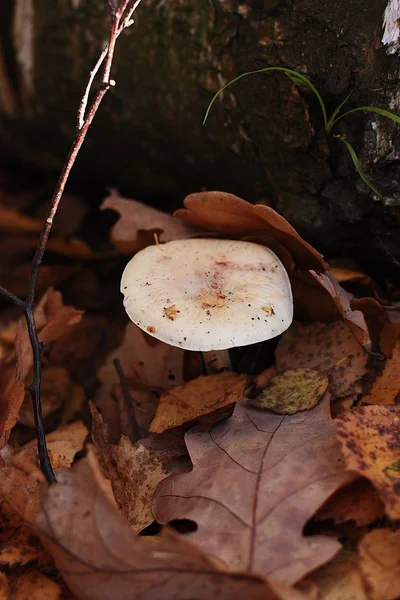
top-left (0, 0), bottom-right (143, 484)
top-left (0, 286), bottom-right (25, 310)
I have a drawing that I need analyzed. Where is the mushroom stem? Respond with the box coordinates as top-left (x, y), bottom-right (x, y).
top-left (201, 350), bottom-right (232, 375)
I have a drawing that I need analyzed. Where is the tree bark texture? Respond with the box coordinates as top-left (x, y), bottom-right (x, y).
top-left (1, 0), bottom-right (400, 267)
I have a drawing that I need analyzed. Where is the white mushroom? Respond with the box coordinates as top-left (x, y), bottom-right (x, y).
top-left (121, 238), bottom-right (293, 351)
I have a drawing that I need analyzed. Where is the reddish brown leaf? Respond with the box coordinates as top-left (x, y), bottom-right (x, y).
top-left (154, 394), bottom-right (353, 585)
top-left (91, 405), bottom-right (168, 533)
top-left (102, 190), bottom-right (199, 255)
top-left (175, 191), bottom-right (327, 271)
top-left (34, 448), bottom-right (299, 600)
top-left (276, 321), bottom-right (367, 399)
top-left (315, 478), bottom-right (384, 527)
top-left (336, 405), bottom-right (400, 519)
top-left (149, 372), bottom-right (246, 433)
top-left (309, 271), bottom-right (372, 350)
top-left (358, 529), bottom-right (400, 600)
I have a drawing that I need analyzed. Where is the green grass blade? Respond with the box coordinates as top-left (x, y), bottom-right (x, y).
top-left (203, 67), bottom-right (328, 128)
top-left (326, 90), bottom-right (353, 132)
top-left (334, 106), bottom-right (400, 126)
top-left (338, 136), bottom-right (382, 197)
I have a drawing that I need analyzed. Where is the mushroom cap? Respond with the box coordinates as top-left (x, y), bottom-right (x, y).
top-left (121, 238), bottom-right (293, 351)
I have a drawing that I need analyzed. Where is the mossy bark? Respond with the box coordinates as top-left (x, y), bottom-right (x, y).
top-left (1, 0), bottom-right (400, 267)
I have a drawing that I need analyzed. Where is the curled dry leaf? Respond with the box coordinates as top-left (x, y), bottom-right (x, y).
top-left (298, 550), bottom-right (368, 600)
top-left (250, 368), bottom-right (328, 415)
top-left (91, 404), bottom-right (168, 533)
top-left (309, 271), bottom-right (373, 350)
top-left (358, 529), bottom-right (400, 600)
top-left (315, 478), bottom-right (384, 527)
top-left (336, 405), bottom-right (400, 519)
top-left (363, 340), bottom-right (400, 405)
top-left (276, 321), bottom-right (367, 399)
top-left (102, 189), bottom-right (199, 255)
top-left (34, 448), bottom-right (298, 600)
top-left (149, 372), bottom-right (246, 433)
top-left (154, 394), bottom-right (354, 585)
top-left (175, 191), bottom-right (327, 271)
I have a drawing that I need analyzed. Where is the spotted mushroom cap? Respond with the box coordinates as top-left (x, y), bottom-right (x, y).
top-left (121, 238), bottom-right (293, 351)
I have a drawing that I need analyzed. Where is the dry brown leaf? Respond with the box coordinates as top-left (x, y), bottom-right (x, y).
top-left (19, 367), bottom-right (74, 428)
top-left (336, 406), bottom-right (400, 519)
top-left (97, 322), bottom-right (185, 399)
top-left (358, 529), bottom-right (400, 600)
top-left (9, 568), bottom-right (62, 600)
top-left (0, 422), bottom-right (88, 524)
top-left (96, 322), bottom-right (185, 437)
top-left (309, 271), bottom-right (373, 350)
top-left (34, 448), bottom-right (298, 600)
top-left (91, 405), bottom-right (168, 533)
top-left (315, 478), bottom-right (385, 527)
top-left (331, 267), bottom-right (370, 285)
top-left (12, 421), bottom-right (88, 474)
top-left (276, 321), bottom-right (367, 399)
top-left (102, 190), bottom-right (199, 254)
top-left (380, 311), bottom-right (400, 358)
top-left (0, 501), bottom-right (49, 568)
top-left (175, 191), bottom-right (327, 270)
top-left (150, 372), bottom-right (246, 433)
top-left (0, 572), bottom-right (8, 600)
top-left (363, 340), bottom-right (400, 405)
top-left (154, 394), bottom-right (354, 585)
top-left (0, 322), bottom-right (25, 446)
top-left (298, 550), bottom-right (368, 600)
top-left (250, 368), bottom-right (328, 415)
top-left (0, 203), bottom-right (42, 234)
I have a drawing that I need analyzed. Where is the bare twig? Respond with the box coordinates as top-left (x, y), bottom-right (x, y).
top-left (0, 0), bottom-right (143, 484)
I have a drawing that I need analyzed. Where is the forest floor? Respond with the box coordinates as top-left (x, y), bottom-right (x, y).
top-left (0, 167), bottom-right (399, 600)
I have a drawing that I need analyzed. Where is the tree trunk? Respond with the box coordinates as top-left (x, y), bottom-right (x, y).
top-left (1, 0), bottom-right (400, 268)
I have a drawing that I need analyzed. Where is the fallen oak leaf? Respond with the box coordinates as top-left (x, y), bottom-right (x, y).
top-left (154, 393), bottom-right (354, 585)
top-left (358, 529), bottom-right (400, 600)
top-left (276, 321), bottom-right (367, 400)
top-left (91, 404), bottom-right (168, 533)
top-left (315, 478), bottom-right (385, 527)
top-left (34, 448), bottom-right (303, 600)
top-left (336, 405), bottom-right (400, 519)
top-left (175, 191), bottom-right (327, 271)
top-left (102, 189), bottom-right (199, 255)
top-left (149, 372), bottom-right (246, 433)
top-left (250, 368), bottom-right (328, 415)
top-left (362, 340), bottom-right (400, 405)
